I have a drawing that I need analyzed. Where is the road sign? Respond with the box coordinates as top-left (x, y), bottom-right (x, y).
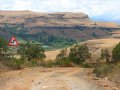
top-left (8, 36), bottom-right (19, 46)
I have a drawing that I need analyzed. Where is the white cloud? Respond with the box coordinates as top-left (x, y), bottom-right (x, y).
top-left (0, 0), bottom-right (120, 20)
top-left (11, 0), bottom-right (33, 10)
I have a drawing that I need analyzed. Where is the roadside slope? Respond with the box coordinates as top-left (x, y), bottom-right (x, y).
top-left (45, 38), bottom-right (120, 60)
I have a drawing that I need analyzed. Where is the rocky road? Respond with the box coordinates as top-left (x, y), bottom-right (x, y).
top-left (0, 67), bottom-right (106, 90)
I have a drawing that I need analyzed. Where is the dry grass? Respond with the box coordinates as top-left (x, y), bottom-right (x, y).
top-left (45, 49), bottom-right (61, 61)
top-left (82, 38), bottom-right (120, 62)
top-left (84, 38), bottom-right (120, 49)
top-left (45, 38), bottom-right (120, 61)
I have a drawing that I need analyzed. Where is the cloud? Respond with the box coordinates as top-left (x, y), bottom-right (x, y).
top-left (11, 0), bottom-right (33, 10)
top-left (0, 0), bottom-right (13, 9)
top-left (0, 0), bottom-right (120, 20)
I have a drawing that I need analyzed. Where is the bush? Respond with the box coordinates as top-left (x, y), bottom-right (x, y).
top-left (0, 37), bottom-right (8, 59)
top-left (110, 65), bottom-right (120, 83)
top-left (18, 42), bottom-right (46, 61)
top-left (93, 64), bottom-right (114, 78)
top-left (43, 60), bottom-right (57, 68)
top-left (29, 60), bottom-right (38, 67)
top-left (101, 49), bottom-right (111, 64)
top-left (81, 63), bottom-right (93, 68)
top-left (10, 58), bottom-right (24, 69)
top-left (56, 57), bottom-right (71, 66)
top-left (112, 42), bottom-right (120, 64)
top-left (55, 49), bottom-right (71, 66)
top-left (69, 44), bottom-right (91, 64)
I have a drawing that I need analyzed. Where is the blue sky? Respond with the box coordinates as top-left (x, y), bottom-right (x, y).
top-left (0, 0), bottom-right (120, 21)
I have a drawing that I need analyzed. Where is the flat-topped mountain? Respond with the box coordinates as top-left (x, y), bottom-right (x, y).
top-left (0, 10), bottom-right (120, 47)
top-left (0, 10), bottom-right (90, 26)
top-left (0, 10), bottom-right (119, 27)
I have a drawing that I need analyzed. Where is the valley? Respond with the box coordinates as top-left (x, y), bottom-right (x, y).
top-left (0, 11), bottom-right (120, 49)
top-left (0, 11), bottom-right (120, 90)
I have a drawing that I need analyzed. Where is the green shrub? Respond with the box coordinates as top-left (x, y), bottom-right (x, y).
top-left (69, 44), bottom-right (91, 64)
top-left (110, 65), bottom-right (120, 83)
top-left (56, 57), bottom-right (71, 66)
top-left (101, 49), bottom-right (111, 64)
top-left (43, 60), bottom-right (57, 68)
top-left (55, 49), bottom-right (72, 66)
top-left (29, 60), bottom-right (38, 67)
top-left (0, 57), bottom-right (11, 67)
top-left (81, 63), bottom-right (93, 68)
top-left (18, 42), bottom-right (46, 61)
top-left (112, 42), bottom-right (120, 64)
top-left (93, 64), bottom-right (114, 78)
top-left (10, 58), bottom-right (24, 69)
top-left (0, 37), bottom-right (8, 59)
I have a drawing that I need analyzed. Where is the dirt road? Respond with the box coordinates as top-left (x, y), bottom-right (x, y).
top-left (0, 67), bottom-right (104, 90)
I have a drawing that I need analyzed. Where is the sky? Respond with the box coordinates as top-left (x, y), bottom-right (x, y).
top-left (0, 0), bottom-right (120, 21)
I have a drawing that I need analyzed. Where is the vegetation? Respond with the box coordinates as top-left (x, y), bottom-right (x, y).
top-left (18, 42), bottom-right (46, 61)
top-left (112, 42), bottom-right (120, 64)
top-left (2, 24), bottom-right (76, 49)
top-left (93, 64), bottom-right (115, 78)
top-left (93, 64), bottom-right (120, 81)
top-left (0, 29), bottom-right (120, 77)
top-left (101, 49), bottom-right (111, 64)
top-left (93, 43), bottom-right (120, 81)
top-left (0, 37), bottom-right (8, 59)
top-left (55, 44), bottom-right (91, 66)
top-left (42, 60), bottom-right (57, 68)
top-left (10, 58), bottom-right (24, 69)
top-left (69, 44), bottom-right (91, 64)
top-left (55, 49), bottom-right (71, 66)
top-left (0, 37), bottom-right (46, 69)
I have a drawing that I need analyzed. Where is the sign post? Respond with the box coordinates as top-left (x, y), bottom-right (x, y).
top-left (8, 36), bottom-right (19, 46)
top-left (8, 36), bottom-right (19, 58)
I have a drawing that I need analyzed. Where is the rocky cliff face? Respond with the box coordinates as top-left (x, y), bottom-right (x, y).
top-left (0, 11), bottom-right (90, 26)
top-left (0, 10), bottom-right (120, 41)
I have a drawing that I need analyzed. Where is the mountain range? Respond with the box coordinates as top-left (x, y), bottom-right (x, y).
top-left (0, 10), bottom-right (120, 48)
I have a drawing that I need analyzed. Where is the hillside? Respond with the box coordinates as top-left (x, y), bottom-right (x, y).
top-left (0, 10), bottom-right (120, 47)
top-left (45, 38), bottom-right (120, 60)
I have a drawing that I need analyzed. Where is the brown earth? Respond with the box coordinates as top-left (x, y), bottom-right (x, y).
top-left (0, 67), bottom-right (118, 90)
top-left (45, 38), bottom-right (120, 60)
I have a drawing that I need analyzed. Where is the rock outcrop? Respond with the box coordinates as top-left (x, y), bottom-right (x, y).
top-left (0, 10), bottom-right (120, 40)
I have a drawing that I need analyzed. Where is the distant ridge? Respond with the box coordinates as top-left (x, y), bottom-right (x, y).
top-left (0, 10), bottom-right (120, 42)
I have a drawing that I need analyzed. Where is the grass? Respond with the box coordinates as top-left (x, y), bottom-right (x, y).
top-left (93, 63), bottom-right (120, 78)
top-left (93, 63), bottom-right (120, 87)
top-left (42, 60), bottom-right (57, 68)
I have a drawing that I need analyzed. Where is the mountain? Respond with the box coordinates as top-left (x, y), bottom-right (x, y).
top-left (0, 10), bottom-right (120, 48)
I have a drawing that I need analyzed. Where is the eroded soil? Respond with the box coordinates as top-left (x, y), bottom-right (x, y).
top-left (0, 67), bottom-right (118, 90)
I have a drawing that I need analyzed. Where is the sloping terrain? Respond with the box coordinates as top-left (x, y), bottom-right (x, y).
top-left (83, 38), bottom-right (120, 61)
top-left (84, 38), bottom-right (120, 49)
top-left (0, 10), bottom-right (120, 43)
top-left (45, 38), bottom-right (120, 60)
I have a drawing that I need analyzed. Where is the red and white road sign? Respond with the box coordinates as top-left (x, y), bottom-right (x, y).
top-left (8, 36), bottom-right (19, 46)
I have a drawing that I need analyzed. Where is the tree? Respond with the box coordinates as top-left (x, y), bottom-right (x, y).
top-left (101, 49), bottom-right (111, 64)
top-left (69, 44), bottom-right (91, 64)
top-left (18, 42), bottom-right (46, 61)
top-left (112, 42), bottom-right (120, 64)
top-left (56, 49), bottom-right (68, 60)
top-left (55, 49), bottom-right (70, 65)
top-left (0, 37), bottom-right (8, 58)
